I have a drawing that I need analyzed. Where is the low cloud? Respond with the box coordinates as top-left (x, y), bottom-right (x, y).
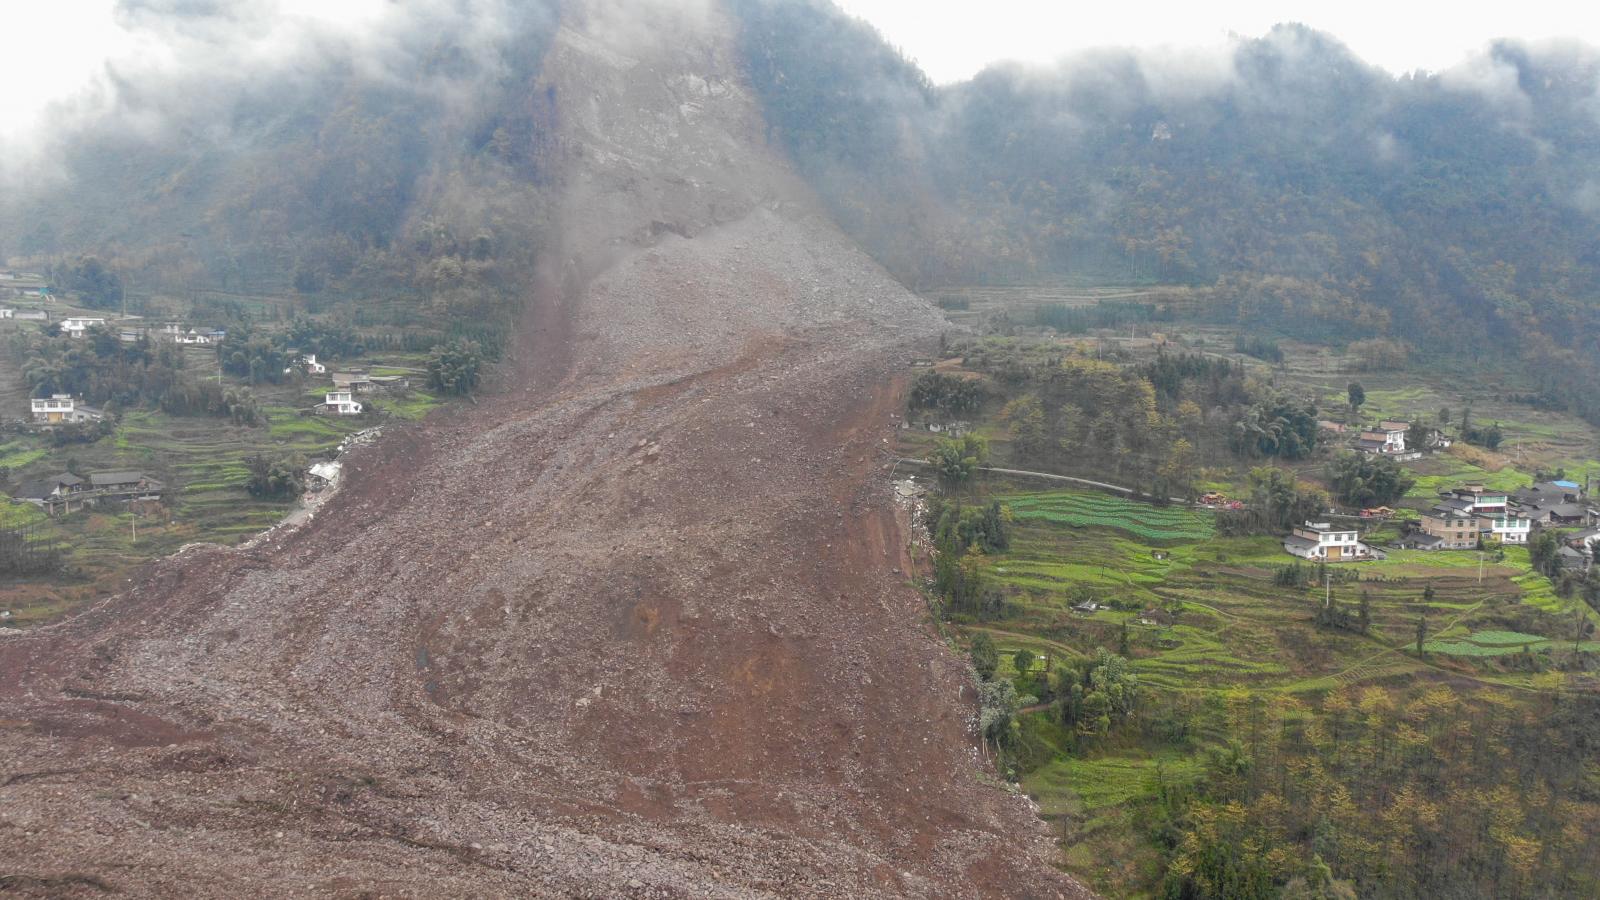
top-left (2, 0), bottom-right (554, 186)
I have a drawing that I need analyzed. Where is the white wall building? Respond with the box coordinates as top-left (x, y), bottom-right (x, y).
top-left (323, 391), bottom-right (363, 415)
top-left (1283, 521), bottom-right (1374, 561)
top-left (1356, 426), bottom-right (1407, 455)
top-left (1483, 515), bottom-right (1531, 544)
top-left (30, 394), bottom-right (103, 424)
top-left (60, 316), bottom-right (107, 338)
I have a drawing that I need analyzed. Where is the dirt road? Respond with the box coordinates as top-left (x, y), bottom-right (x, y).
top-left (0, 2), bottom-right (1088, 896)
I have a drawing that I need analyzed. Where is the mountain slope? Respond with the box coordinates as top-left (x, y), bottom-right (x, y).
top-left (735, 1), bottom-right (1600, 418)
top-left (0, 2), bottom-right (561, 321)
top-left (0, 1), bottom-right (1085, 896)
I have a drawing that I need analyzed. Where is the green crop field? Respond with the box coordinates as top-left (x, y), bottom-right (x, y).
top-left (1004, 490), bottom-right (1214, 543)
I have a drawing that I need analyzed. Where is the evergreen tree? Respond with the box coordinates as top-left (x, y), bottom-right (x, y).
top-left (969, 632), bottom-right (998, 681)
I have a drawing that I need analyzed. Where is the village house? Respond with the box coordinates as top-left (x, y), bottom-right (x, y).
top-left (1512, 480), bottom-right (1591, 526)
top-left (308, 460), bottom-right (342, 489)
top-left (11, 470), bottom-right (160, 514)
top-left (302, 354), bottom-right (327, 375)
top-left (1411, 502), bottom-right (1482, 550)
top-left (1557, 546), bottom-right (1590, 573)
top-left (175, 328), bottom-right (213, 345)
top-left (1284, 521), bottom-right (1376, 561)
top-left (14, 473), bottom-right (84, 500)
top-left (1, 274), bottom-right (51, 299)
top-left (1443, 484), bottom-right (1506, 512)
top-left (59, 316), bottom-right (108, 338)
top-left (1566, 526), bottom-right (1600, 557)
top-left (332, 371), bottom-right (375, 393)
top-left (12, 473), bottom-right (88, 514)
top-left (1481, 512), bottom-right (1532, 544)
top-left (1355, 423), bottom-right (1408, 456)
top-left (0, 308), bottom-right (13, 319)
top-left (89, 472), bottom-right (165, 498)
top-left (323, 391), bottom-right (363, 415)
top-left (14, 309), bottom-right (48, 321)
top-left (29, 394), bottom-right (103, 425)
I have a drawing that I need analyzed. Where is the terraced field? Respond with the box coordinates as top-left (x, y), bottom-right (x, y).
top-left (924, 281), bottom-right (1191, 328)
top-left (961, 483), bottom-right (1600, 893)
top-left (1, 365), bottom-right (441, 624)
top-left (1425, 629), bottom-right (1600, 656)
top-left (1004, 490), bottom-right (1214, 542)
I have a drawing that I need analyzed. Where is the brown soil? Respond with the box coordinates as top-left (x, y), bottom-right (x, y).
top-left (0, 2), bottom-right (1089, 896)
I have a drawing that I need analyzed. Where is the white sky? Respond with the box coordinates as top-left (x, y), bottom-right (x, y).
top-left (1, 0), bottom-right (1595, 133)
top-left (833, 0), bottom-right (1596, 83)
top-left (0, 0), bottom-right (389, 132)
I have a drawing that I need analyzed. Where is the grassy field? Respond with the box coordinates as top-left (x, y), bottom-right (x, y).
top-left (954, 484), bottom-right (1600, 895)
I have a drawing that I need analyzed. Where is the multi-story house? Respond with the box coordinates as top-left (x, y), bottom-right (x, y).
top-left (323, 391), bottom-right (363, 416)
top-left (29, 394), bottom-right (103, 425)
top-left (1284, 521), bottom-right (1375, 561)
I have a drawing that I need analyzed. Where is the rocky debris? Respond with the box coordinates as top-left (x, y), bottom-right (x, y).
top-left (0, 1), bottom-right (1090, 897)
top-left (338, 427), bottom-right (384, 454)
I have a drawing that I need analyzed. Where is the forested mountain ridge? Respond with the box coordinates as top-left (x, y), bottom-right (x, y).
top-left (734, 0), bottom-right (1600, 419)
top-left (0, 1), bottom-right (560, 321)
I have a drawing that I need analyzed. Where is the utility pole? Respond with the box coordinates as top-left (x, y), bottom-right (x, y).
top-left (1325, 570), bottom-right (1332, 609)
top-left (1478, 550), bottom-right (1485, 585)
top-left (130, 504), bottom-right (137, 543)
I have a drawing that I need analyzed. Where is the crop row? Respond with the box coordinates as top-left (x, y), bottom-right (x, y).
top-left (1006, 493), bottom-right (1213, 542)
top-left (1425, 639), bottom-right (1600, 657)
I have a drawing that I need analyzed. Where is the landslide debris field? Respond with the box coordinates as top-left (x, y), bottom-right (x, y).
top-left (0, 3), bottom-right (1086, 897)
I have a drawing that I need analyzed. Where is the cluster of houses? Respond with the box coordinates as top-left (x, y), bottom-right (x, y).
top-left (113, 321), bottom-right (226, 344)
top-left (1556, 527), bottom-right (1600, 573)
top-left (24, 361), bottom-right (408, 425)
top-left (0, 307), bottom-right (50, 321)
top-left (2, 309), bottom-right (229, 344)
top-left (0, 271), bottom-right (51, 302)
top-left (11, 470), bottom-right (164, 516)
top-left (1401, 485), bottom-right (1534, 550)
top-left (1284, 479), bottom-right (1599, 565)
top-left (1320, 418), bottom-right (1447, 462)
top-left (301, 364), bottom-right (408, 416)
top-left (1401, 481), bottom-right (1595, 552)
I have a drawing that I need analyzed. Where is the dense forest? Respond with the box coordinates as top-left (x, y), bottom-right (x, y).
top-left (733, 0), bottom-right (1600, 425)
